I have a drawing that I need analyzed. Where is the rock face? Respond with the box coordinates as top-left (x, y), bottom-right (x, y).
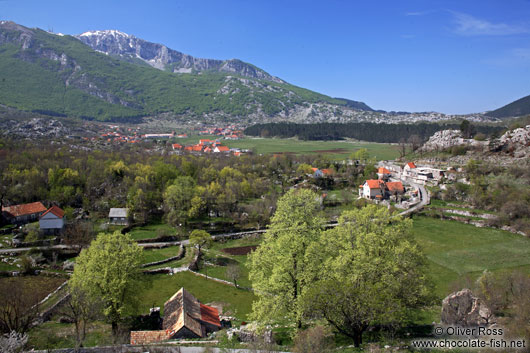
top-left (420, 130), bottom-right (487, 152)
top-left (441, 289), bottom-right (495, 326)
top-left (75, 30), bottom-right (284, 83)
top-left (495, 125), bottom-right (530, 158)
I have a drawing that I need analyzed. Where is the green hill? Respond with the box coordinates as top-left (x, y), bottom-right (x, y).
top-left (486, 94), bottom-right (530, 119)
top-left (0, 21), bottom-right (364, 122)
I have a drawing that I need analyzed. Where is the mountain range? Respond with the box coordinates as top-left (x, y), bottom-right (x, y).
top-left (0, 21), bottom-right (374, 123)
top-left (0, 20), bottom-right (527, 123)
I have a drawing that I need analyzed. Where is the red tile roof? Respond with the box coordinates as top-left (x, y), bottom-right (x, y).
top-left (386, 181), bottom-right (405, 193)
top-left (40, 206), bottom-right (65, 219)
top-left (200, 304), bottom-right (221, 327)
top-left (2, 202), bottom-right (47, 218)
top-left (172, 143), bottom-right (183, 150)
top-left (365, 179), bottom-right (385, 189)
top-left (378, 167), bottom-right (391, 174)
top-left (407, 162), bottom-right (417, 169)
top-left (215, 146), bottom-right (229, 152)
top-left (321, 169), bottom-right (333, 175)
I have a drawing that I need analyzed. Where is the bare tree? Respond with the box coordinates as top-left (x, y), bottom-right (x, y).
top-left (226, 264), bottom-right (242, 288)
top-left (0, 280), bottom-right (43, 334)
top-left (292, 326), bottom-right (332, 353)
top-left (62, 221), bottom-right (95, 250)
top-left (408, 134), bottom-right (423, 152)
top-left (59, 286), bottom-right (101, 349)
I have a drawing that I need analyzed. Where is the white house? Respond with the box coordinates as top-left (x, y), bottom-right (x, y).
top-left (39, 206), bottom-right (65, 233)
top-left (109, 208), bottom-right (129, 225)
top-left (377, 167), bottom-right (391, 180)
top-left (359, 179), bottom-right (385, 199)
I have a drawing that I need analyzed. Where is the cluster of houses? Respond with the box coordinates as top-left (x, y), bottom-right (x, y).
top-left (198, 125), bottom-right (243, 140)
top-left (171, 139), bottom-right (247, 156)
top-left (390, 162), bottom-right (447, 185)
top-left (1, 201), bottom-right (65, 233)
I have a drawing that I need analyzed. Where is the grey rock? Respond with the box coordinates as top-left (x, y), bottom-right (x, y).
top-left (441, 288), bottom-right (495, 326)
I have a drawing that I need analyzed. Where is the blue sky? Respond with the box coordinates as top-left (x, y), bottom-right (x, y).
top-left (1, 0), bottom-right (529, 114)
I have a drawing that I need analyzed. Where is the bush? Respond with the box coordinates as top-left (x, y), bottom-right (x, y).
top-left (450, 145), bottom-right (468, 156)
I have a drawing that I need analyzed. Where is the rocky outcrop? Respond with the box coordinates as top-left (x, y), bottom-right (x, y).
top-left (492, 125), bottom-right (530, 158)
top-left (420, 130), bottom-right (487, 152)
top-left (75, 30), bottom-right (284, 83)
top-left (441, 289), bottom-right (495, 326)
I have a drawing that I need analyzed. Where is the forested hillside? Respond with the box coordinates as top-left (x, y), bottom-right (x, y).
top-left (244, 122), bottom-right (505, 143)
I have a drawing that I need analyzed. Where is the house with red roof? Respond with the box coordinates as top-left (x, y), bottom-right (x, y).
top-left (2, 202), bottom-right (47, 224)
top-left (360, 180), bottom-right (385, 199)
top-left (171, 143), bottom-right (183, 150)
top-left (377, 167), bottom-right (391, 180)
top-left (213, 145), bottom-right (229, 153)
top-left (130, 288), bottom-right (222, 345)
top-left (359, 180), bottom-right (405, 200)
top-left (39, 206), bottom-right (65, 233)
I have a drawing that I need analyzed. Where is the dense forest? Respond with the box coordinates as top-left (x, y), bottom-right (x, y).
top-left (244, 122), bottom-right (505, 142)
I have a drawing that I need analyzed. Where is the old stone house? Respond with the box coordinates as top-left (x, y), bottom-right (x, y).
top-left (130, 288), bottom-right (222, 345)
top-left (2, 201), bottom-right (47, 224)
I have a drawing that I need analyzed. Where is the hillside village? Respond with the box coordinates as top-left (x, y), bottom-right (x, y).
top-left (1, 121), bottom-right (528, 352)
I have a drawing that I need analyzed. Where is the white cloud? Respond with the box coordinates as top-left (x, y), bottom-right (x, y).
top-left (452, 12), bottom-right (529, 36)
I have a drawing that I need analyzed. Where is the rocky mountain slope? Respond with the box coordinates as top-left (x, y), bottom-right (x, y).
top-left (0, 21), bottom-right (379, 123)
top-left (75, 30), bottom-right (284, 83)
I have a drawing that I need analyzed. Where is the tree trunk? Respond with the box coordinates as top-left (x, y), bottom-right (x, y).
top-left (353, 329), bottom-right (363, 347)
top-left (112, 321), bottom-right (118, 342)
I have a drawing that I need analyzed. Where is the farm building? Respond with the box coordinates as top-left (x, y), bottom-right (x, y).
top-left (108, 208), bottom-right (129, 225)
top-left (130, 288), bottom-right (221, 345)
top-left (2, 201), bottom-right (47, 224)
top-left (39, 206), bottom-right (65, 233)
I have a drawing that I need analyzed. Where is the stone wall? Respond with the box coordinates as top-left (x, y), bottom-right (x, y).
top-left (130, 329), bottom-right (171, 345)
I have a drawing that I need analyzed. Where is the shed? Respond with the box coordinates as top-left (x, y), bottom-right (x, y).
top-left (39, 206), bottom-right (65, 233)
top-left (109, 208), bottom-right (129, 225)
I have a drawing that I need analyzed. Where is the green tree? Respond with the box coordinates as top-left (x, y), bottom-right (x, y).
top-left (248, 189), bottom-right (324, 329)
top-left (351, 148), bottom-right (369, 162)
top-left (189, 229), bottom-right (212, 252)
top-left (303, 205), bottom-right (432, 347)
top-left (163, 176), bottom-right (197, 226)
top-left (69, 231), bottom-right (142, 339)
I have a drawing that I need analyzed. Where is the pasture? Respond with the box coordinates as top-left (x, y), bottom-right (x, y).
top-left (172, 135), bottom-right (400, 160)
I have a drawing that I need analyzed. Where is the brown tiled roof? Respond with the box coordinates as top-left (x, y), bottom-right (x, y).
top-left (365, 179), bottom-right (385, 189)
top-left (200, 303), bottom-right (221, 327)
top-left (386, 181), bottom-right (405, 193)
top-left (40, 206), bottom-right (65, 219)
top-left (2, 202), bottom-right (47, 218)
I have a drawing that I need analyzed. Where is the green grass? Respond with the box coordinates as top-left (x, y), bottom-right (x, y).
top-left (173, 135), bottom-right (399, 160)
top-left (128, 222), bottom-right (175, 240)
top-left (140, 245), bottom-right (182, 264)
top-left (27, 321), bottom-right (113, 350)
top-left (136, 271), bottom-right (256, 319)
top-left (412, 216), bottom-right (530, 299)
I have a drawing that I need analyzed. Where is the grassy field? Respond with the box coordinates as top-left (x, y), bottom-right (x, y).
top-left (28, 321), bottom-right (113, 350)
top-left (140, 245), bottom-right (182, 264)
top-left (136, 271), bottom-right (256, 319)
top-left (197, 236), bottom-right (262, 288)
top-left (172, 135), bottom-right (400, 160)
top-left (411, 216), bottom-right (530, 299)
top-left (128, 223), bottom-right (175, 240)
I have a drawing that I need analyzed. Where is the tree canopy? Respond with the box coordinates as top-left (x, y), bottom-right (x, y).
top-left (248, 189), bottom-right (324, 328)
top-left (303, 205), bottom-right (432, 346)
top-left (69, 231), bottom-right (142, 338)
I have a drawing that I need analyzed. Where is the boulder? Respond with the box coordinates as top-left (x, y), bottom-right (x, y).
top-left (441, 289), bottom-right (495, 326)
top-left (62, 260), bottom-right (75, 271)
